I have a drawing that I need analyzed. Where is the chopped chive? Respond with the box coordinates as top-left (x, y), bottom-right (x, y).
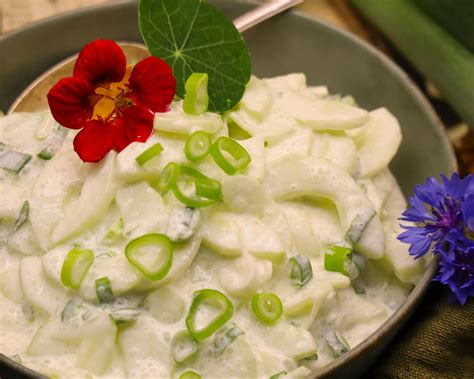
top-left (289, 255), bottom-right (313, 287)
top-left (11, 201), bottom-right (29, 233)
top-left (270, 371), bottom-right (288, 379)
top-left (325, 331), bottom-right (350, 358)
top-left (95, 277), bottom-right (116, 304)
top-left (135, 142), bottom-right (164, 166)
top-left (179, 371), bottom-right (202, 379)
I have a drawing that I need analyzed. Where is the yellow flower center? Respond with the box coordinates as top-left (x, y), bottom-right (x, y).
top-left (92, 65), bottom-right (133, 120)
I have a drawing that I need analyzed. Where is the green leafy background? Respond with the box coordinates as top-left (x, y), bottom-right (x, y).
top-left (139, 0), bottom-right (252, 113)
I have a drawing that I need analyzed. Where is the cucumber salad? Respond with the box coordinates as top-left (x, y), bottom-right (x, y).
top-left (0, 73), bottom-right (426, 379)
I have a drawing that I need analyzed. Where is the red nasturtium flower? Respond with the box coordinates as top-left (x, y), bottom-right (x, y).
top-left (47, 39), bottom-right (176, 162)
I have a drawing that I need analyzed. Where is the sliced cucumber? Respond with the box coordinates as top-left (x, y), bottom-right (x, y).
top-left (20, 256), bottom-right (68, 315)
top-left (262, 322), bottom-right (317, 360)
top-left (280, 204), bottom-right (321, 257)
top-left (7, 222), bottom-right (40, 256)
top-left (310, 131), bottom-right (358, 176)
top-left (0, 183), bottom-right (24, 222)
top-left (240, 76), bottom-right (272, 120)
top-left (77, 311), bottom-right (117, 375)
top-left (354, 214), bottom-right (385, 259)
top-left (274, 91), bottom-right (369, 131)
top-left (267, 154), bottom-right (375, 234)
top-left (354, 108), bottom-right (402, 177)
top-left (222, 175), bottom-right (270, 216)
top-left (217, 254), bottom-right (272, 297)
top-left (154, 101), bottom-right (223, 135)
top-left (116, 181), bottom-right (169, 237)
top-left (265, 127), bottom-right (313, 164)
top-left (144, 286), bottom-right (186, 324)
top-left (238, 136), bottom-right (266, 180)
top-left (0, 262), bottom-right (25, 304)
top-left (265, 73), bottom-right (308, 93)
top-left (201, 211), bottom-right (242, 257)
top-left (29, 150), bottom-right (87, 250)
top-left (52, 152), bottom-right (116, 245)
top-left (118, 316), bottom-right (171, 378)
top-left (238, 216), bottom-right (286, 263)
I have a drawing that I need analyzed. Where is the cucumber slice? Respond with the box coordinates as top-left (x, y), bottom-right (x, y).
top-left (0, 262), bottom-right (25, 304)
top-left (52, 152), bottom-right (116, 245)
top-left (201, 211), bottom-right (242, 257)
top-left (187, 336), bottom-right (258, 379)
top-left (354, 215), bottom-right (385, 259)
top-left (265, 128), bottom-right (313, 165)
top-left (118, 316), bottom-right (171, 378)
top-left (280, 204), bottom-right (321, 257)
top-left (27, 320), bottom-right (74, 356)
top-left (154, 101), bottom-right (223, 135)
top-left (354, 108), bottom-right (402, 177)
top-left (267, 154), bottom-right (375, 233)
top-left (222, 175), bottom-right (270, 216)
top-left (265, 73), bottom-right (308, 93)
top-left (217, 254), bottom-right (272, 297)
top-left (310, 131), bottom-right (358, 176)
top-left (274, 91), bottom-right (369, 131)
top-left (20, 256), bottom-right (68, 315)
top-left (144, 286), bottom-right (186, 324)
top-left (29, 150), bottom-right (87, 250)
top-left (262, 322), bottom-right (317, 360)
top-left (238, 136), bottom-right (266, 180)
top-left (7, 222), bottom-right (40, 256)
top-left (76, 311), bottom-right (117, 375)
top-left (116, 181), bottom-right (169, 237)
top-left (0, 183), bottom-right (24, 222)
top-left (238, 216), bottom-right (286, 263)
top-left (240, 76), bottom-right (272, 120)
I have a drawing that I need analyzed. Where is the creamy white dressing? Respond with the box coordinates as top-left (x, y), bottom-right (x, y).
top-left (0, 73), bottom-right (425, 379)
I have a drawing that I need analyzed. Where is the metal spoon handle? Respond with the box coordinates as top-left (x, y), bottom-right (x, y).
top-left (234, 0), bottom-right (304, 32)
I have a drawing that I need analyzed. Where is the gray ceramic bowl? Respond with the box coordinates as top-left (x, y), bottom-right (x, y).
top-left (0, 1), bottom-right (456, 378)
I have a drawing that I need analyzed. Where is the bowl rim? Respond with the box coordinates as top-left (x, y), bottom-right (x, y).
top-left (0, 1), bottom-right (458, 378)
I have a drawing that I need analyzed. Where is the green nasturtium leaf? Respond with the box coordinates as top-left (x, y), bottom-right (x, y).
top-left (139, 0), bottom-right (252, 113)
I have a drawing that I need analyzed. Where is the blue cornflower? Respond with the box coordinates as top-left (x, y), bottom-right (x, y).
top-left (398, 173), bottom-right (474, 304)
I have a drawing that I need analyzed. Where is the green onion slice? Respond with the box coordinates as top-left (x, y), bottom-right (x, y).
top-left (325, 331), bottom-right (350, 358)
top-left (213, 323), bottom-right (244, 357)
top-left (60, 247), bottom-right (94, 289)
top-left (185, 131), bottom-right (212, 161)
top-left (125, 233), bottom-right (173, 282)
top-left (324, 246), bottom-right (352, 276)
top-left (210, 136), bottom-right (251, 175)
top-left (179, 371), bottom-right (202, 379)
top-left (270, 371), bottom-right (288, 379)
top-left (151, 162), bottom-right (181, 194)
top-left (11, 201), bottom-right (29, 233)
top-left (95, 277), bottom-right (116, 304)
top-left (173, 166), bottom-right (222, 208)
top-left (289, 255), bottom-right (313, 287)
top-left (251, 293), bottom-right (283, 324)
top-left (135, 142), bottom-right (164, 166)
top-left (183, 73), bottom-right (209, 115)
top-left (186, 289), bottom-right (234, 340)
top-left (171, 330), bottom-right (198, 363)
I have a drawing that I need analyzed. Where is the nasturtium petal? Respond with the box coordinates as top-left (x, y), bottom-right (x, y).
top-left (139, 0), bottom-right (252, 113)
